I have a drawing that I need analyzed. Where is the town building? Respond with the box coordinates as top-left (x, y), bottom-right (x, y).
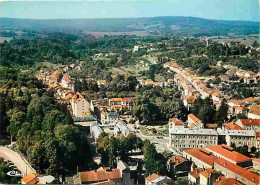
top-left (199, 168), bottom-right (219, 185)
top-left (145, 174), bottom-right (172, 185)
top-left (187, 114), bottom-right (203, 128)
top-left (21, 173), bottom-right (55, 184)
top-left (60, 74), bottom-right (74, 92)
top-left (214, 158), bottom-right (259, 185)
top-left (90, 122), bottom-right (103, 142)
top-left (183, 148), bottom-right (218, 169)
top-left (223, 121), bottom-right (244, 131)
top-left (217, 128), bottom-right (256, 150)
top-left (76, 161), bottom-right (131, 184)
top-left (206, 144), bottom-right (252, 167)
top-left (188, 168), bottom-right (202, 184)
top-left (214, 177), bottom-right (243, 185)
top-left (253, 158), bottom-right (260, 171)
top-left (97, 80), bottom-right (107, 87)
top-left (168, 118), bottom-right (184, 129)
top-left (236, 119), bottom-right (260, 131)
top-left (114, 121), bottom-right (129, 137)
top-left (169, 128), bottom-right (218, 150)
top-left (167, 155), bottom-right (191, 178)
top-left (71, 92), bottom-right (90, 117)
top-left (101, 111), bottom-right (119, 125)
top-left (248, 105), bottom-right (260, 119)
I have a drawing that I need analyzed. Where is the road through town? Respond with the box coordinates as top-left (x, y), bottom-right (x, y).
top-left (0, 147), bottom-right (35, 175)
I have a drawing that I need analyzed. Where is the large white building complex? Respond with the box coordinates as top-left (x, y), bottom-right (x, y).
top-left (169, 128), bottom-right (218, 150)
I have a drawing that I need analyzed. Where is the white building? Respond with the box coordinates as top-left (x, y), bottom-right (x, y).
top-left (60, 74), bottom-right (74, 92)
top-left (145, 174), bottom-right (172, 185)
top-left (90, 122), bottom-right (103, 142)
top-left (101, 111), bottom-right (119, 125)
top-left (169, 118), bottom-right (184, 129)
top-left (71, 92), bottom-right (90, 117)
top-left (217, 128), bottom-right (255, 150)
top-left (114, 121), bottom-right (129, 137)
top-left (169, 128), bottom-right (218, 149)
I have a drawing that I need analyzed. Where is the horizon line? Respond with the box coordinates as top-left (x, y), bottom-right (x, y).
top-left (0, 15), bottom-right (259, 23)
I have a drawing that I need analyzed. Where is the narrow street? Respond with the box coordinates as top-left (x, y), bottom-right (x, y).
top-left (0, 147), bottom-right (35, 175)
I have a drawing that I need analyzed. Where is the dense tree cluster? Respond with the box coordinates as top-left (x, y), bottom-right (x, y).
top-left (0, 67), bottom-right (94, 176)
top-left (143, 140), bottom-right (167, 175)
top-left (192, 97), bottom-right (229, 127)
top-left (133, 86), bottom-right (187, 124)
top-left (96, 133), bottom-right (143, 167)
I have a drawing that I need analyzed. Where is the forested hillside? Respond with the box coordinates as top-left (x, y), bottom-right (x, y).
top-left (1, 16), bottom-right (259, 36)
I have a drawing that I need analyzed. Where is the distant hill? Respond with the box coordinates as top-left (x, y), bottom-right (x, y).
top-left (0, 16), bottom-right (259, 36)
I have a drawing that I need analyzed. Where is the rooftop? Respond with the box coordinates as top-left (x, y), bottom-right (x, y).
top-left (213, 178), bottom-right (243, 185)
top-left (169, 118), bottom-right (184, 126)
top-left (167, 155), bottom-right (188, 166)
top-left (249, 105), bottom-right (260, 116)
top-left (238, 119), bottom-right (260, 126)
top-left (223, 122), bottom-right (244, 130)
top-left (170, 128), bottom-right (218, 136)
top-left (79, 167), bottom-right (122, 183)
top-left (214, 158), bottom-right (259, 184)
top-left (184, 148), bottom-right (218, 167)
top-left (145, 173), bottom-right (161, 182)
top-left (206, 144), bottom-right (251, 163)
top-left (217, 128), bottom-right (255, 136)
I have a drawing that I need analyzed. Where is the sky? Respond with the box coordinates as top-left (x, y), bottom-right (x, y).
top-left (0, 0), bottom-right (259, 21)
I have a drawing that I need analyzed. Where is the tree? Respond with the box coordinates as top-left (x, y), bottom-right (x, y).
top-left (215, 99), bottom-right (229, 127)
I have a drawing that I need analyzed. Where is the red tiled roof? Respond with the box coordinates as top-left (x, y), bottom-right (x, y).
top-left (169, 118), bottom-right (184, 126)
top-left (189, 168), bottom-right (203, 179)
top-left (200, 168), bottom-right (218, 179)
top-left (72, 92), bottom-right (84, 103)
top-left (256, 132), bottom-right (260, 137)
top-left (122, 97), bottom-right (133, 102)
top-left (188, 114), bottom-right (201, 123)
top-left (214, 158), bottom-right (259, 184)
top-left (184, 148), bottom-right (217, 167)
top-left (145, 173), bottom-right (160, 182)
top-left (167, 155), bottom-right (187, 165)
top-left (62, 75), bottom-right (71, 81)
top-left (249, 105), bottom-right (260, 116)
top-left (223, 122), bottom-right (244, 130)
top-left (239, 119), bottom-right (260, 126)
top-left (214, 178), bottom-right (243, 185)
top-left (21, 173), bottom-right (41, 184)
top-left (244, 97), bottom-right (257, 103)
top-left (234, 106), bottom-right (246, 111)
top-left (207, 144), bottom-right (251, 163)
top-left (109, 98), bottom-right (123, 102)
top-left (253, 158), bottom-right (260, 163)
top-left (79, 168), bottom-right (122, 183)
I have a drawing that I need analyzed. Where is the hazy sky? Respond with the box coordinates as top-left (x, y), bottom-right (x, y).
top-left (0, 0), bottom-right (259, 21)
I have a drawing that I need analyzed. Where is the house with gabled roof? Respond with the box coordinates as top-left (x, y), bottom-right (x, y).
top-left (188, 114), bottom-right (203, 128)
top-left (71, 92), bottom-right (90, 117)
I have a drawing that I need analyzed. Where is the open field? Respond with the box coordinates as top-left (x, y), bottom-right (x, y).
top-left (86, 31), bottom-right (149, 38)
top-left (212, 35), bottom-right (260, 46)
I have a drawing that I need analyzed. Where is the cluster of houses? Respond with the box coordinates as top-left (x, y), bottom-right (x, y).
top-left (164, 62), bottom-right (259, 115)
top-left (183, 144), bottom-right (260, 185)
top-left (144, 144), bottom-right (260, 185)
top-left (168, 114), bottom-right (260, 151)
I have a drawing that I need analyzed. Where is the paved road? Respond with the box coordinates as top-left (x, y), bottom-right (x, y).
top-left (0, 147), bottom-right (35, 175)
